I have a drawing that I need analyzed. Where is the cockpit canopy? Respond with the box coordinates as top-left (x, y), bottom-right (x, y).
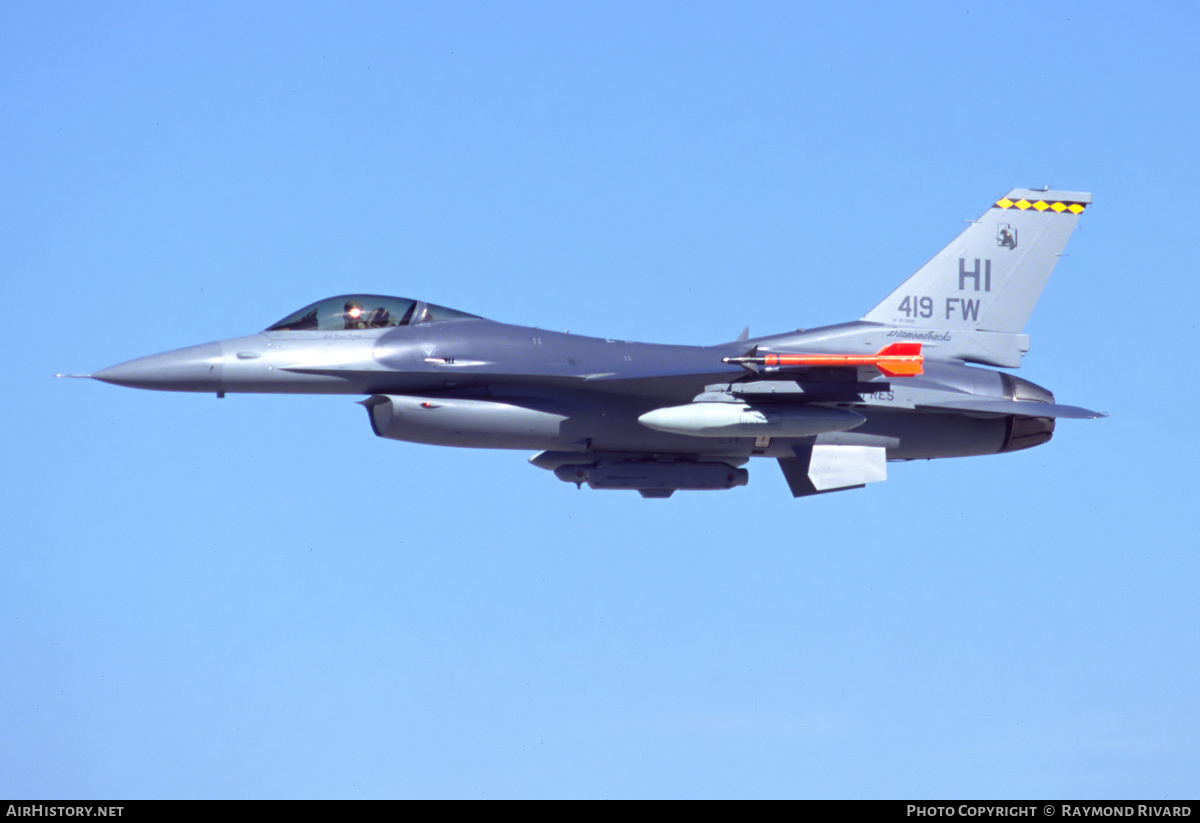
top-left (265, 295), bottom-right (481, 332)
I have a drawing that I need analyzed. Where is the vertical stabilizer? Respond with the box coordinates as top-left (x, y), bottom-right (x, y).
top-left (862, 189), bottom-right (1091, 334)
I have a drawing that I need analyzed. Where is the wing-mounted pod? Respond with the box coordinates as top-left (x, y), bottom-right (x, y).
top-left (637, 401), bottom-right (865, 438)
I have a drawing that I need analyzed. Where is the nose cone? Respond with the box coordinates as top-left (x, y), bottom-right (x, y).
top-left (93, 342), bottom-right (224, 392)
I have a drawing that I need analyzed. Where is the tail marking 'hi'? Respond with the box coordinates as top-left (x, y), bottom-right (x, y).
top-left (862, 188), bottom-right (1091, 335)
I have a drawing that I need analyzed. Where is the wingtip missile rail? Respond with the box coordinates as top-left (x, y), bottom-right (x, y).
top-left (723, 342), bottom-right (924, 377)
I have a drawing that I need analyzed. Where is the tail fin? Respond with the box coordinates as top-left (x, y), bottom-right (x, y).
top-left (862, 188), bottom-right (1091, 334)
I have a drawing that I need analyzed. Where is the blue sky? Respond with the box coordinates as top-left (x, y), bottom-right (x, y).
top-left (4, 1), bottom-right (1198, 798)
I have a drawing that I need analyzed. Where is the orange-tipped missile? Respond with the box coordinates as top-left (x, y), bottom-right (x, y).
top-left (723, 342), bottom-right (924, 377)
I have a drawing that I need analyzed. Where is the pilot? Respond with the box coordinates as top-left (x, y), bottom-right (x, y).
top-left (343, 300), bottom-right (367, 329)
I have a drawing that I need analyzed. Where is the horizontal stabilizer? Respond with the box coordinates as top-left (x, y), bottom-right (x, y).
top-left (914, 398), bottom-right (1106, 419)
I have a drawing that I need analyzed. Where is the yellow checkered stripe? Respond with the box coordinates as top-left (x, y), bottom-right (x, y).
top-left (994, 196), bottom-right (1087, 214)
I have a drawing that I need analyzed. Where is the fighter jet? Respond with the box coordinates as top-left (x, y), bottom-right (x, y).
top-left (72, 188), bottom-right (1104, 498)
